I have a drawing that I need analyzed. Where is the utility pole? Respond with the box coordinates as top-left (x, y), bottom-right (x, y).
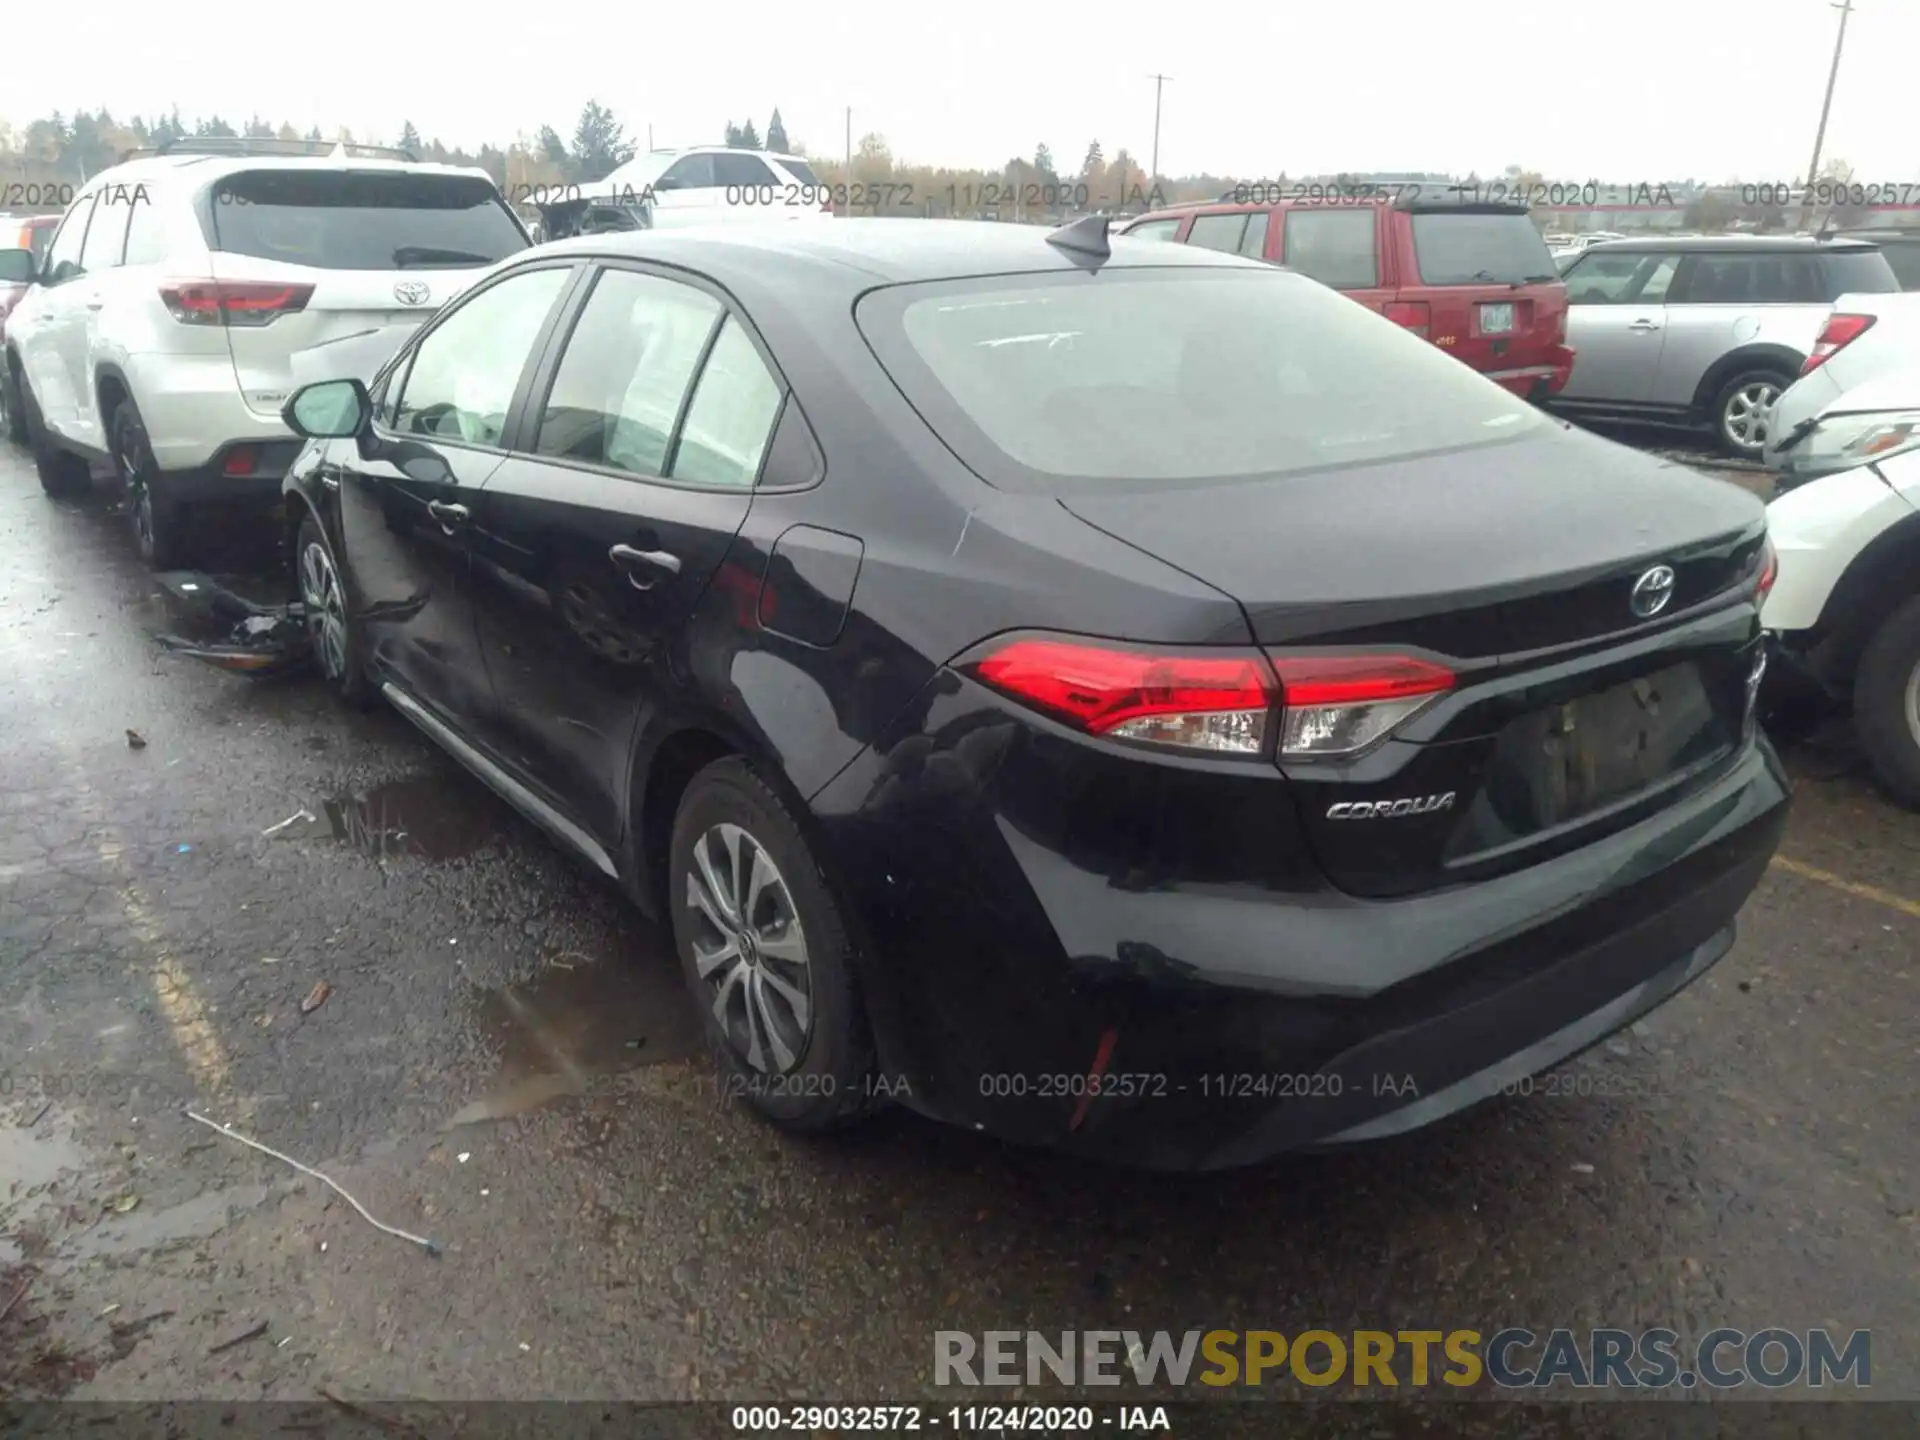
top-left (1147, 74), bottom-right (1171, 191)
top-left (1801, 0), bottom-right (1855, 227)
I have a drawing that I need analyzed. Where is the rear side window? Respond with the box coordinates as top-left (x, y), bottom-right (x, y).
top-left (534, 269), bottom-right (722, 480)
top-left (859, 268), bottom-right (1548, 492)
top-left (123, 193), bottom-right (170, 266)
top-left (206, 170), bottom-right (528, 271)
top-left (1282, 209), bottom-right (1377, 289)
top-left (1186, 213), bottom-right (1248, 253)
top-left (672, 317), bottom-right (783, 487)
top-left (714, 153), bottom-right (780, 188)
top-left (79, 196), bottom-right (126, 271)
top-left (774, 157), bottom-right (821, 186)
top-left (1818, 249), bottom-right (1901, 298)
top-left (1408, 212), bottom-right (1556, 285)
top-left (1677, 254), bottom-right (1828, 304)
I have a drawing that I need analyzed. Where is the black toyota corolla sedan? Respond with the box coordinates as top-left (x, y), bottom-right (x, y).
top-left (278, 217), bottom-right (1789, 1170)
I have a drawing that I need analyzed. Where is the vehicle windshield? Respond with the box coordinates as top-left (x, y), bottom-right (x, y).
top-left (206, 170), bottom-right (528, 270)
top-left (858, 266), bottom-right (1550, 493)
top-left (1410, 212), bottom-right (1559, 285)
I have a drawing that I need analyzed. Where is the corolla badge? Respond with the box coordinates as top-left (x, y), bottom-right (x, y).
top-left (1327, 793), bottom-right (1456, 820)
top-left (393, 281), bottom-right (432, 306)
top-left (1630, 564), bottom-right (1676, 619)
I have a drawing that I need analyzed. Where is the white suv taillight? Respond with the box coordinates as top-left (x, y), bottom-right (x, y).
top-left (1269, 654), bottom-right (1455, 758)
top-left (1802, 312), bottom-right (1875, 375)
top-left (961, 637), bottom-right (1456, 760)
top-left (159, 279), bottom-right (314, 327)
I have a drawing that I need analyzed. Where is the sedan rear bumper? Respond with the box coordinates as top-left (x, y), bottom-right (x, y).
top-left (814, 689), bottom-right (1790, 1170)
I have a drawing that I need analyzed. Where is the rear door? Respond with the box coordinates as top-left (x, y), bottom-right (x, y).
top-left (1652, 253), bottom-right (1818, 406)
top-left (467, 263), bottom-right (777, 846)
top-left (203, 168), bottom-right (530, 420)
top-left (1278, 205), bottom-right (1394, 315)
top-left (1393, 206), bottom-right (1564, 379)
top-left (1557, 249), bottom-right (1680, 403)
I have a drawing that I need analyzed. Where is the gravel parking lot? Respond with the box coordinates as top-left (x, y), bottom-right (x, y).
top-left (2, 439), bottom-right (1916, 1408)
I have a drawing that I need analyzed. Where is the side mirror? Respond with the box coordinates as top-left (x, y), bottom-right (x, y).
top-left (283, 378), bottom-right (370, 439)
top-left (0, 248), bottom-right (36, 284)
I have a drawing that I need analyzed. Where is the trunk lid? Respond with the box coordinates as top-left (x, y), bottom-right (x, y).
top-left (1061, 426), bottom-right (1768, 897)
top-left (200, 168), bottom-right (529, 418)
top-left (1392, 207), bottom-right (1567, 377)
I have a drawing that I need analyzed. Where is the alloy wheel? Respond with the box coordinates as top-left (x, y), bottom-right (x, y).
top-left (1722, 381), bottom-right (1780, 452)
top-left (1905, 660), bottom-right (1920, 753)
top-left (685, 821), bottom-right (813, 1073)
top-left (298, 539), bottom-right (349, 681)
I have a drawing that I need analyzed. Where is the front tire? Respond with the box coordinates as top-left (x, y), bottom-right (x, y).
top-left (668, 757), bottom-right (876, 1131)
top-left (110, 400), bottom-right (185, 568)
top-left (295, 511), bottom-right (373, 709)
top-left (1853, 595), bottom-right (1920, 809)
top-left (1711, 368), bottom-right (1791, 461)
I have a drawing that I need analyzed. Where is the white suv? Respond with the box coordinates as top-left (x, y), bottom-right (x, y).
top-left (0, 139), bottom-right (530, 567)
top-left (528, 147), bottom-right (834, 239)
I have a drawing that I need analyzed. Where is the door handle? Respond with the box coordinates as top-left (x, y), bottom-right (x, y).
top-left (426, 500), bottom-right (470, 533)
top-left (1627, 319), bottom-right (1661, 332)
top-left (85, 298), bottom-right (105, 311)
top-left (608, 543), bottom-right (681, 590)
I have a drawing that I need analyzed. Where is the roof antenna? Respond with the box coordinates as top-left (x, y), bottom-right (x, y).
top-left (1045, 214), bottom-right (1111, 262)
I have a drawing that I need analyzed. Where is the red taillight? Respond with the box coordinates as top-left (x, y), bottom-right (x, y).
top-left (1268, 654), bottom-right (1455, 759)
top-left (1802, 313), bottom-right (1874, 375)
top-left (1383, 301), bottom-right (1431, 339)
top-left (962, 637), bottom-right (1457, 760)
top-left (222, 445), bottom-right (260, 476)
top-left (159, 279), bottom-right (314, 328)
top-left (965, 638), bottom-right (1276, 754)
top-left (1755, 537), bottom-right (1778, 606)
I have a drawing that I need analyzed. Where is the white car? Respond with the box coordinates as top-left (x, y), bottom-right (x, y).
top-left (529, 148), bottom-right (834, 240)
top-left (1767, 289), bottom-right (1920, 487)
top-left (1762, 382), bottom-right (1920, 805)
top-left (0, 138), bottom-right (530, 567)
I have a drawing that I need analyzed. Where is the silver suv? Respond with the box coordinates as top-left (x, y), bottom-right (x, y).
top-left (1550, 235), bottom-right (1900, 458)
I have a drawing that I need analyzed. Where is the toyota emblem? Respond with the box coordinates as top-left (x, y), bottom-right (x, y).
top-left (394, 281), bottom-right (431, 306)
top-left (1630, 565), bottom-right (1676, 619)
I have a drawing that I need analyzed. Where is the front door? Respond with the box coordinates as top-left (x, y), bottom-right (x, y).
top-left (1558, 250), bottom-right (1680, 404)
top-left (329, 262), bottom-right (576, 734)
top-left (467, 264), bottom-right (782, 848)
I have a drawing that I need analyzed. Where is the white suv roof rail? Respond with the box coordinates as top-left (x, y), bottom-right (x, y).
top-left (118, 136), bottom-right (421, 164)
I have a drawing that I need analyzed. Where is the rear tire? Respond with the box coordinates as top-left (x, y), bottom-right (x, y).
top-left (111, 399), bottom-right (185, 569)
top-left (1853, 595), bottom-right (1920, 810)
top-left (20, 369), bottom-right (90, 498)
top-left (1711, 368), bottom-right (1791, 460)
top-left (668, 756), bottom-right (877, 1132)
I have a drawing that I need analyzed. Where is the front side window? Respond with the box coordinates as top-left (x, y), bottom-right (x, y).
top-left (42, 197), bottom-right (94, 284)
top-left (1124, 218), bottom-right (1180, 242)
top-left (1186, 213), bottom-right (1248, 253)
top-left (392, 267), bottom-right (570, 445)
top-left (534, 269), bottom-right (721, 478)
top-left (1563, 252), bottom-right (1678, 305)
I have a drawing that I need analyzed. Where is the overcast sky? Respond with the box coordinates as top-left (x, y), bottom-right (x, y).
top-left (6, 0), bottom-right (1915, 182)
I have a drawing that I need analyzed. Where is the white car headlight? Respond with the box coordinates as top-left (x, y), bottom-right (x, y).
top-left (1791, 409), bottom-right (1920, 475)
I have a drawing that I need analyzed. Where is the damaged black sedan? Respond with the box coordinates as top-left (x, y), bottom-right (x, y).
top-left (266, 218), bottom-right (1789, 1170)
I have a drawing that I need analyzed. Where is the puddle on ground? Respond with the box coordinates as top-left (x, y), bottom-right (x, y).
top-left (320, 773), bottom-right (505, 862)
top-left (64, 1183), bottom-right (276, 1262)
top-left (446, 953), bottom-right (701, 1128)
top-left (1, 1121), bottom-right (90, 1198)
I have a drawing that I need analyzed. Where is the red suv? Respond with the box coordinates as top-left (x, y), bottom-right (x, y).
top-left (1122, 193), bottom-right (1574, 401)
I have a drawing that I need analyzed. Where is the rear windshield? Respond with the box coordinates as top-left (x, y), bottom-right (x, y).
top-left (1410, 212), bottom-right (1558, 286)
top-left (775, 157), bottom-right (822, 186)
top-left (206, 171), bottom-right (529, 271)
top-left (857, 267), bottom-right (1549, 493)
top-left (1820, 249), bottom-right (1901, 298)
